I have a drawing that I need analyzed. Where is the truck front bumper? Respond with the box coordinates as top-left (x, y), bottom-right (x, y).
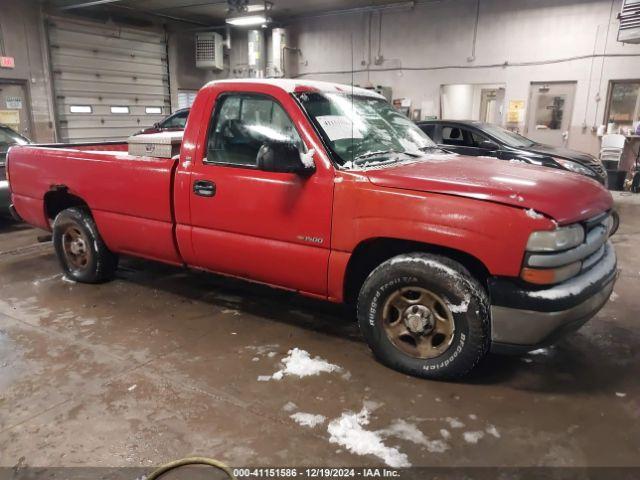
top-left (488, 242), bottom-right (617, 354)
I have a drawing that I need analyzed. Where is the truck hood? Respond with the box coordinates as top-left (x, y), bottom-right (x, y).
top-left (365, 155), bottom-right (613, 224)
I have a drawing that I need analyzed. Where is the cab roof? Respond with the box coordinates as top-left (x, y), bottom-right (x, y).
top-left (204, 78), bottom-right (386, 100)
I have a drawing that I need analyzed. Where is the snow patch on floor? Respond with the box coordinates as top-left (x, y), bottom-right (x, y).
top-left (290, 412), bottom-right (326, 428)
top-left (609, 291), bottom-right (619, 302)
top-left (379, 419), bottom-right (448, 453)
top-left (486, 425), bottom-right (501, 438)
top-left (615, 392), bottom-right (627, 398)
top-left (61, 276), bottom-right (77, 284)
top-left (245, 344), bottom-right (280, 356)
top-left (445, 417), bottom-right (465, 429)
top-left (440, 429), bottom-right (451, 440)
top-left (261, 348), bottom-right (341, 381)
top-left (32, 273), bottom-right (62, 286)
top-left (463, 431), bottom-right (485, 444)
top-left (282, 401), bottom-right (298, 412)
top-left (327, 407), bottom-right (411, 468)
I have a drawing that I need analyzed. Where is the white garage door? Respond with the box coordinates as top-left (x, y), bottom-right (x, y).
top-left (47, 16), bottom-right (170, 143)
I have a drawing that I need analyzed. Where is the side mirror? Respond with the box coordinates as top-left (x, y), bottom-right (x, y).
top-left (256, 142), bottom-right (315, 175)
top-left (478, 140), bottom-right (499, 151)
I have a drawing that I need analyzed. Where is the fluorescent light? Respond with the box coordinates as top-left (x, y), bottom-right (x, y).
top-left (226, 13), bottom-right (270, 26)
top-left (70, 105), bottom-right (92, 113)
top-left (110, 106), bottom-right (130, 114)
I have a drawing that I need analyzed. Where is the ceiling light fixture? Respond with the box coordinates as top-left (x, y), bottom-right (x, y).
top-left (226, 1), bottom-right (273, 27)
top-left (226, 13), bottom-right (269, 26)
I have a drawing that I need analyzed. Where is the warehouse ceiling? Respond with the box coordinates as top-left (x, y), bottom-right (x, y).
top-left (44, 0), bottom-right (409, 25)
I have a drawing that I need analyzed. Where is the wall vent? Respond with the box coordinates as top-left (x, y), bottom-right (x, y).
top-left (618, 0), bottom-right (640, 43)
top-left (196, 32), bottom-right (224, 70)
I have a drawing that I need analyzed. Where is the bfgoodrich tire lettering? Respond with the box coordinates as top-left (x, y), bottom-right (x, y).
top-left (52, 207), bottom-right (118, 283)
top-left (357, 253), bottom-right (490, 380)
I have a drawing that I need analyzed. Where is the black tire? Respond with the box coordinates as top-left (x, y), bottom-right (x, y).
top-left (52, 207), bottom-right (118, 283)
top-left (357, 253), bottom-right (490, 380)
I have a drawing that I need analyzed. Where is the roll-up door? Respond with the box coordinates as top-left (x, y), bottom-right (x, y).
top-left (47, 16), bottom-right (170, 143)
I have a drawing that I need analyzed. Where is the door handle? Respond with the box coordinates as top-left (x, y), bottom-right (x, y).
top-left (193, 180), bottom-right (216, 197)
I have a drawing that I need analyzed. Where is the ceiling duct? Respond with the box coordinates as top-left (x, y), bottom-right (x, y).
top-left (248, 29), bottom-right (266, 77)
top-left (269, 28), bottom-right (287, 78)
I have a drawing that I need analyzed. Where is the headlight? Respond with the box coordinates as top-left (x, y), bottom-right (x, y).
top-left (526, 224), bottom-right (585, 252)
top-left (555, 158), bottom-right (596, 177)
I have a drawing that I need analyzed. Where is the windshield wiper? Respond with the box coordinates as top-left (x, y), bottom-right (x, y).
top-left (419, 145), bottom-right (447, 153)
top-left (353, 149), bottom-right (399, 164)
top-left (352, 149), bottom-right (421, 165)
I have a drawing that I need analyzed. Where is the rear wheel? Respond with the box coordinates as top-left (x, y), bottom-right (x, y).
top-left (53, 207), bottom-right (118, 283)
top-left (357, 253), bottom-right (490, 380)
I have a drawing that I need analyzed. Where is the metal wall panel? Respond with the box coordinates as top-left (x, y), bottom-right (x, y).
top-left (47, 16), bottom-right (170, 142)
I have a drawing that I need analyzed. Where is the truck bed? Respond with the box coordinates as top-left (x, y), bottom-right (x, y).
top-left (8, 143), bottom-right (182, 265)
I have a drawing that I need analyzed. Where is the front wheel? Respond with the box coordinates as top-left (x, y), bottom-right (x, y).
top-left (357, 253), bottom-right (490, 380)
top-left (52, 207), bottom-right (118, 283)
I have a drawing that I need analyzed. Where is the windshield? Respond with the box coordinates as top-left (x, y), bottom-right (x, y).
top-left (481, 124), bottom-right (535, 148)
top-left (295, 92), bottom-right (437, 167)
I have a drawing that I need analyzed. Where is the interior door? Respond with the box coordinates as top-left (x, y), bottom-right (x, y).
top-left (186, 92), bottom-right (333, 296)
top-left (0, 82), bottom-right (33, 139)
top-left (480, 88), bottom-right (505, 124)
top-left (526, 82), bottom-right (576, 147)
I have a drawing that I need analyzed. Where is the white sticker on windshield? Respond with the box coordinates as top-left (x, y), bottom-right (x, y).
top-left (316, 115), bottom-right (363, 141)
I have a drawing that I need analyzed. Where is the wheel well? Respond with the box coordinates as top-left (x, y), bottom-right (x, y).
top-left (343, 238), bottom-right (490, 305)
top-left (43, 189), bottom-right (89, 221)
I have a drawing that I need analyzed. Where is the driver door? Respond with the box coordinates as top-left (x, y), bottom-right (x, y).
top-left (186, 92), bottom-right (333, 296)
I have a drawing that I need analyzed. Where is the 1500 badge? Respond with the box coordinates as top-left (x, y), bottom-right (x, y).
top-left (297, 235), bottom-right (324, 245)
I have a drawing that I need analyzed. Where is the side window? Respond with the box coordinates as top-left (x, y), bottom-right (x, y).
top-left (441, 126), bottom-right (466, 146)
top-left (206, 94), bottom-right (303, 167)
top-left (419, 124), bottom-right (436, 139)
top-left (470, 130), bottom-right (490, 147)
top-left (162, 110), bottom-right (189, 129)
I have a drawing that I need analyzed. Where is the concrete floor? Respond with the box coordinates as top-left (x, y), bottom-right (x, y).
top-left (1, 195), bottom-right (639, 471)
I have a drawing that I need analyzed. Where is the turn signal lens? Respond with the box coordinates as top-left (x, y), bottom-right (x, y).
top-left (526, 224), bottom-right (584, 252)
top-left (521, 262), bottom-right (582, 285)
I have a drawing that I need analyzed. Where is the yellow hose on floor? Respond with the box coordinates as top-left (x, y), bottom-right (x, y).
top-left (146, 457), bottom-right (236, 480)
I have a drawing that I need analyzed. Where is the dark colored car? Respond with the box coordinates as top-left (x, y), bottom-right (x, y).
top-left (417, 120), bottom-right (607, 185)
top-left (135, 108), bottom-right (190, 135)
top-left (1, 124), bottom-right (30, 217)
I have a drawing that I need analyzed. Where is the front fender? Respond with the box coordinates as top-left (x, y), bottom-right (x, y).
top-left (332, 177), bottom-right (553, 278)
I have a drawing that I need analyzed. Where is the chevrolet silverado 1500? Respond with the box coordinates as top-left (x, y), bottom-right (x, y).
top-left (6, 79), bottom-right (617, 379)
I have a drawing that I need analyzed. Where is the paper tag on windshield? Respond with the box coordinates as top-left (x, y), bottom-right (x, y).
top-left (316, 115), bottom-right (363, 141)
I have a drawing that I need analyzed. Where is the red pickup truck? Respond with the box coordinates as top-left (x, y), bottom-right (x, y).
top-left (6, 79), bottom-right (617, 379)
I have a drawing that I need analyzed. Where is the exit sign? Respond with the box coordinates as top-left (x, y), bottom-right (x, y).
top-left (0, 56), bottom-right (15, 69)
